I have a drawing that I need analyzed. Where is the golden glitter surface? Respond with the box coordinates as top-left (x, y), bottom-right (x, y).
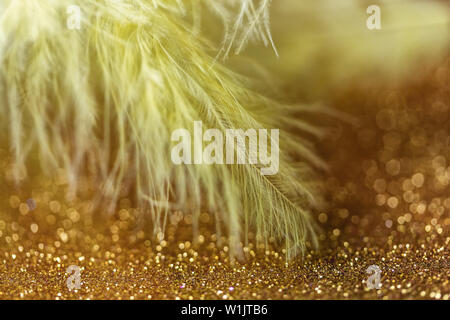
top-left (0, 194), bottom-right (448, 300)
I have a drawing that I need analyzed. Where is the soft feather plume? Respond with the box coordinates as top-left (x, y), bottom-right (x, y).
top-left (0, 0), bottom-right (322, 259)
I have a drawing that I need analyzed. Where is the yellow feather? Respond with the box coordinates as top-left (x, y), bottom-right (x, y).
top-left (0, 0), bottom-right (322, 259)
